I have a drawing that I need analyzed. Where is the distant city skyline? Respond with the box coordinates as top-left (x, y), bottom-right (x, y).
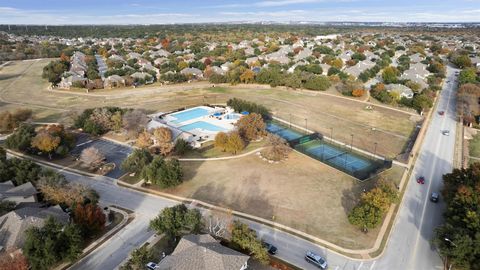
top-left (1, 0), bottom-right (480, 25)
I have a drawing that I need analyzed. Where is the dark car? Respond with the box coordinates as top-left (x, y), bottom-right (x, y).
top-left (305, 251), bottom-right (328, 269)
top-left (438, 111), bottom-right (445, 116)
top-left (262, 242), bottom-right (277, 255)
top-left (430, 192), bottom-right (440, 203)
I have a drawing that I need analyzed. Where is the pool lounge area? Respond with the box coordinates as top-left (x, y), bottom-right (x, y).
top-left (148, 106), bottom-right (243, 148)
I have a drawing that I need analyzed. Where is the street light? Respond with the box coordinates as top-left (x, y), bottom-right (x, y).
top-left (444, 238), bottom-right (457, 247)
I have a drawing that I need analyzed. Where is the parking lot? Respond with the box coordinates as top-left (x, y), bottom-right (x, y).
top-left (71, 134), bottom-right (132, 179)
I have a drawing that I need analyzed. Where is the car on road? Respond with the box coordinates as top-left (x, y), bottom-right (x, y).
top-left (442, 130), bottom-right (450, 136)
top-left (417, 176), bottom-right (425, 184)
top-left (430, 192), bottom-right (440, 203)
top-left (305, 251), bottom-right (328, 269)
top-left (262, 241), bottom-right (278, 255)
top-left (146, 262), bottom-right (159, 270)
top-left (438, 111), bottom-right (445, 116)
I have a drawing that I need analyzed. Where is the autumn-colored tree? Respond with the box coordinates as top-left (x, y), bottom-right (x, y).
top-left (235, 113), bottom-right (266, 141)
top-left (110, 111), bottom-right (123, 132)
top-left (0, 249), bottom-right (29, 270)
top-left (178, 61), bottom-right (189, 70)
top-left (161, 38), bottom-right (170, 49)
top-left (60, 52), bottom-right (70, 63)
top-left (37, 174), bottom-right (98, 207)
top-left (31, 132), bottom-right (61, 159)
top-left (240, 69), bottom-right (255, 83)
top-left (352, 89), bottom-right (365, 97)
top-left (225, 131), bottom-right (245, 154)
top-left (136, 130), bottom-right (153, 149)
top-left (382, 66), bottom-right (399, 84)
top-left (331, 58), bottom-right (343, 69)
top-left (153, 127), bottom-right (174, 155)
top-left (214, 132), bottom-right (229, 152)
top-left (122, 109), bottom-right (149, 138)
top-left (260, 134), bottom-right (291, 161)
top-left (73, 203), bottom-right (106, 238)
top-left (80, 147), bottom-right (105, 169)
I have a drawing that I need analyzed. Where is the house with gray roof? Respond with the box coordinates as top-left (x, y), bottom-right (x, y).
top-left (0, 205), bottom-right (69, 251)
top-left (344, 60), bottom-right (376, 78)
top-left (58, 74), bottom-right (87, 89)
top-left (0, 181), bottom-right (38, 205)
top-left (158, 234), bottom-right (249, 270)
top-left (180, 67), bottom-right (204, 78)
top-left (400, 62), bottom-right (431, 89)
top-left (386, 84), bottom-right (414, 99)
top-left (104, 75), bottom-right (125, 89)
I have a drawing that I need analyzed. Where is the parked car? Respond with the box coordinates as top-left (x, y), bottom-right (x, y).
top-left (305, 251), bottom-right (328, 269)
top-left (442, 130), bottom-right (450, 136)
top-left (438, 111), bottom-right (445, 116)
top-left (417, 176), bottom-right (425, 184)
top-left (430, 192), bottom-right (440, 203)
top-left (146, 262), bottom-right (159, 270)
top-left (262, 241), bottom-right (277, 255)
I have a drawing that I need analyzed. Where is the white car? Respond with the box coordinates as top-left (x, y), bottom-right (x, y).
top-left (442, 130), bottom-right (450, 136)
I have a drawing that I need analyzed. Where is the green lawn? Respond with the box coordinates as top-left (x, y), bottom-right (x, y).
top-left (469, 133), bottom-right (480, 158)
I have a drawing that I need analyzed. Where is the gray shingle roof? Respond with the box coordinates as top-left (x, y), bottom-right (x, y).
top-left (158, 234), bottom-right (249, 270)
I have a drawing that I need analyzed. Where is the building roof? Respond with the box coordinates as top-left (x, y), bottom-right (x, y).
top-left (0, 182), bottom-right (37, 202)
top-left (0, 205), bottom-right (69, 250)
top-left (158, 234), bottom-right (249, 270)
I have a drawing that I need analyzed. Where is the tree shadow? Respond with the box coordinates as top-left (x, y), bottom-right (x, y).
top-left (0, 74), bottom-right (20, 81)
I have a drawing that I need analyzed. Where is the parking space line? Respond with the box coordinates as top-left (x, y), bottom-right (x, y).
top-left (76, 139), bottom-right (93, 147)
top-left (369, 261), bottom-right (376, 270)
top-left (357, 262), bottom-right (364, 270)
top-left (333, 266), bottom-right (339, 270)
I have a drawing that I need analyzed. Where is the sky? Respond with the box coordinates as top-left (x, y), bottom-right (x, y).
top-left (0, 0), bottom-right (480, 25)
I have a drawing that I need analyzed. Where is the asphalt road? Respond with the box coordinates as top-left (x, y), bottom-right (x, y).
top-left (64, 66), bottom-right (458, 270)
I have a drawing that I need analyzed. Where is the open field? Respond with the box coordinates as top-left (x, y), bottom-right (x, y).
top-left (0, 60), bottom-right (419, 158)
top-left (151, 152), bottom-right (406, 249)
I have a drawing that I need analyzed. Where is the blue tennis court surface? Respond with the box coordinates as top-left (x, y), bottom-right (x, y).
top-left (179, 121), bottom-right (226, 132)
top-left (266, 122), bottom-right (304, 141)
top-left (170, 107), bottom-right (211, 123)
top-left (295, 140), bottom-right (373, 173)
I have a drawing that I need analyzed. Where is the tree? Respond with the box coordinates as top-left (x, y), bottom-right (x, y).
top-left (214, 132), bottom-right (229, 152)
top-left (348, 203), bottom-right (383, 230)
top-left (433, 163), bottom-right (480, 269)
top-left (120, 246), bottom-right (154, 270)
top-left (240, 69), bottom-right (255, 83)
top-left (235, 113), bottom-right (266, 141)
top-left (452, 54), bottom-right (472, 69)
top-left (136, 130), bottom-right (153, 149)
top-left (141, 156), bottom-right (183, 188)
top-left (9, 158), bottom-right (41, 186)
top-left (304, 75), bottom-right (331, 91)
top-left (231, 221), bottom-right (270, 264)
top-left (382, 66), bottom-right (398, 84)
top-left (73, 203), bottom-right (106, 238)
top-left (352, 89), bottom-right (365, 97)
top-left (37, 172), bottom-right (98, 206)
top-left (0, 200), bottom-right (16, 216)
top-left (80, 147), bottom-right (105, 169)
top-left (31, 132), bottom-right (61, 159)
top-left (5, 123), bottom-right (36, 152)
top-left (123, 109), bottom-right (149, 138)
top-left (225, 131), bottom-right (245, 155)
top-left (458, 68), bottom-right (478, 85)
top-left (260, 134), bottom-right (291, 161)
top-left (23, 217), bottom-right (82, 270)
top-left (0, 109), bottom-right (32, 132)
top-left (0, 249), bottom-right (29, 270)
top-left (204, 209), bottom-right (233, 238)
top-left (149, 204), bottom-right (202, 239)
top-left (174, 138), bottom-right (192, 155)
top-left (121, 148), bottom-right (153, 175)
top-left (153, 127), bottom-right (174, 155)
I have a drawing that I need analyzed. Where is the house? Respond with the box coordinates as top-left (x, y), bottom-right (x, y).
top-left (103, 75), bottom-right (126, 89)
top-left (210, 66), bottom-right (226, 76)
top-left (153, 57), bottom-right (169, 66)
top-left (0, 205), bottom-right (69, 251)
top-left (0, 181), bottom-right (38, 205)
top-left (131, 72), bottom-right (154, 84)
top-left (400, 62), bottom-right (431, 89)
top-left (386, 84), bottom-right (414, 99)
top-left (220, 62), bottom-right (234, 72)
top-left (180, 67), bottom-right (204, 78)
top-left (294, 47), bottom-right (312, 62)
top-left (245, 56), bottom-right (259, 66)
top-left (127, 52), bottom-right (142, 60)
top-left (409, 53), bottom-right (424, 64)
top-left (344, 60), bottom-right (376, 78)
top-left (58, 74), bottom-right (87, 89)
top-left (157, 234), bottom-right (249, 270)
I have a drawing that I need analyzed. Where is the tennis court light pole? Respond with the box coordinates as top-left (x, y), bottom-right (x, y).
top-left (374, 142), bottom-right (378, 158)
top-left (330, 127), bottom-right (333, 142)
top-left (350, 134), bottom-right (354, 152)
top-left (289, 113), bottom-right (292, 128)
top-left (304, 118), bottom-right (308, 133)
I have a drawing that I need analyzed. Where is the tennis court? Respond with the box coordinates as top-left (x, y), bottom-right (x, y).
top-left (297, 140), bottom-right (372, 173)
top-left (266, 121), bottom-right (305, 141)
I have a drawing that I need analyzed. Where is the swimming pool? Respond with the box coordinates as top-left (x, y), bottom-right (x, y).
top-left (170, 108), bottom-right (211, 123)
top-left (179, 121), bottom-right (226, 132)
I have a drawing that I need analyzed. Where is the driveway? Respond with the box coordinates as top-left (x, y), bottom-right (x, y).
top-left (71, 137), bottom-right (132, 179)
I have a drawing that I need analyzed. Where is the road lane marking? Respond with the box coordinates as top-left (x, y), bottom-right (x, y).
top-left (357, 262), bottom-right (364, 270)
top-left (76, 139), bottom-right (93, 147)
top-left (333, 266), bottom-right (339, 270)
top-left (369, 261), bottom-right (376, 270)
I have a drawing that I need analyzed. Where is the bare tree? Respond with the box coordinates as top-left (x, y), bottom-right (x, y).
top-left (261, 134), bottom-right (291, 161)
top-left (80, 146), bottom-right (105, 169)
top-left (204, 209), bottom-right (233, 238)
top-left (153, 127), bottom-right (174, 155)
top-left (123, 109), bottom-right (149, 138)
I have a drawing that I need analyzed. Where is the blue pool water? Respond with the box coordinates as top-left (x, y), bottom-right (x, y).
top-left (179, 121), bottom-right (226, 132)
top-left (266, 122), bottom-right (304, 141)
top-left (170, 108), bottom-right (211, 123)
